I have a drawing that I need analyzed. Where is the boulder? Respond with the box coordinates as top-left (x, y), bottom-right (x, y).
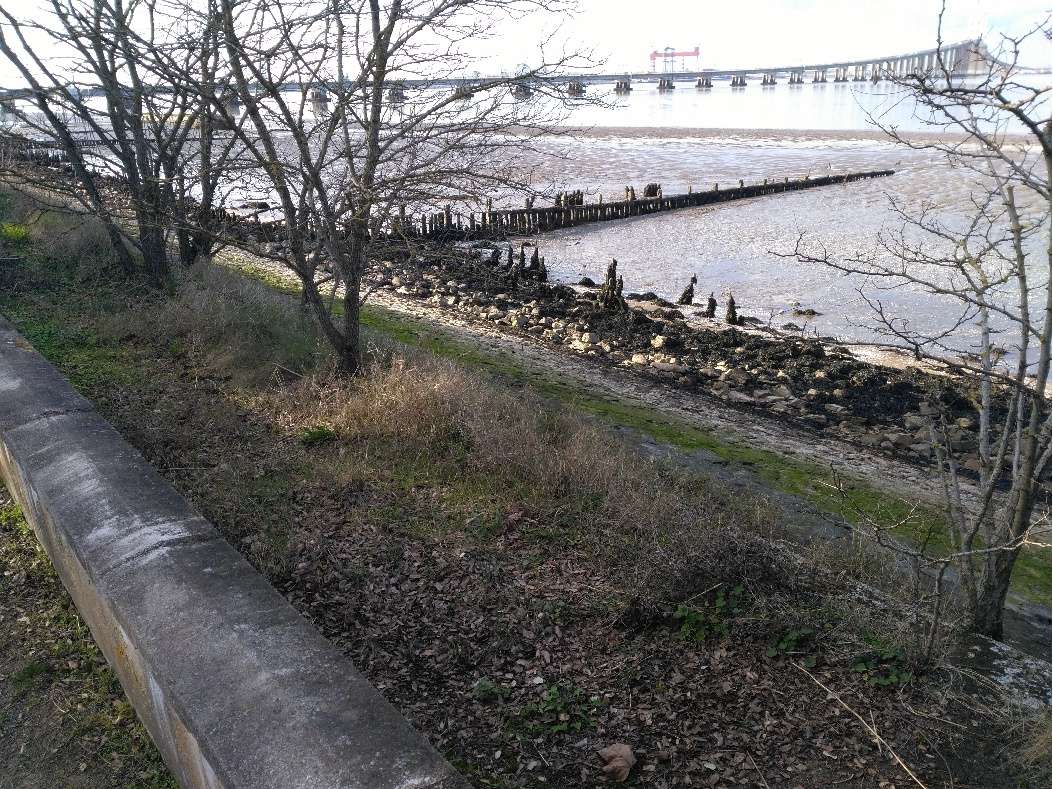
top-left (651, 361), bottom-right (688, 374)
top-left (904, 414), bottom-right (928, 430)
top-left (721, 368), bottom-right (751, 386)
top-left (910, 443), bottom-right (932, 458)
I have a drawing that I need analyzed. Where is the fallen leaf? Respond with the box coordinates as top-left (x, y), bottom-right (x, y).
top-left (597, 742), bottom-right (636, 782)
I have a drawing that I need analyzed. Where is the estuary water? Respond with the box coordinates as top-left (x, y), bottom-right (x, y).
top-left (516, 78), bottom-right (1049, 365)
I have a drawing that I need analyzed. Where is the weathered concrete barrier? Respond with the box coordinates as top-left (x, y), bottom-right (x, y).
top-left (0, 317), bottom-right (464, 789)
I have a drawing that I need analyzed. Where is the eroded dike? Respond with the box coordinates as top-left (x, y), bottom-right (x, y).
top-left (0, 316), bottom-right (464, 788)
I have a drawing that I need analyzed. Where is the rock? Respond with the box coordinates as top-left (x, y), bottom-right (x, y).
top-left (885, 432), bottom-right (914, 449)
top-left (721, 368), bottom-right (751, 386)
top-left (781, 322), bottom-right (803, 331)
top-left (813, 370), bottom-right (828, 380)
top-left (597, 743), bottom-right (636, 783)
top-left (727, 391), bottom-right (755, 405)
top-left (772, 384), bottom-right (794, 399)
top-left (578, 276), bottom-right (597, 287)
top-left (804, 413), bottom-right (828, 426)
top-left (956, 417), bottom-right (975, 430)
top-left (824, 403), bottom-right (847, 415)
top-left (509, 314), bottom-right (529, 328)
top-left (650, 334), bottom-right (673, 349)
top-left (651, 361), bottom-right (688, 374)
top-left (630, 354), bottom-right (649, 366)
top-left (711, 381), bottom-right (731, 396)
top-left (910, 443), bottom-right (932, 458)
top-left (904, 414), bottom-right (928, 430)
top-left (962, 456), bottom-right (983, 473)
top-left (860, 433), bottom-right (883, 447)
top-left (831, 388), bottom-right (846, 398)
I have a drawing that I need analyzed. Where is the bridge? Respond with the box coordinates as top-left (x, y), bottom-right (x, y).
top-left (533, 39), bottom-right (997, 88)
top-left (0, 39), bottom-right (1022, 108)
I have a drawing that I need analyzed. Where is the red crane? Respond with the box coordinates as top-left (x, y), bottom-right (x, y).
top-left (649, 46), bottom-right (700, 73)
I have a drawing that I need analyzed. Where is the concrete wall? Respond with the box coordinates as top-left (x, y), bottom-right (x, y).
top-left (0, 317), bottom-right (465, 788)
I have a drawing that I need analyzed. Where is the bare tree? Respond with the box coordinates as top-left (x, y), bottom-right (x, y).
top-left (785, 15), bottom-right (1051, 639)
top-left (0, 0), bottom-right (232, 284)
top-left (207, 0), bottom-right (587, 373)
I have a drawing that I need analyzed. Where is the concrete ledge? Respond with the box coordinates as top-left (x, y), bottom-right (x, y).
top-left (0, 318), bottom-right (465, 788)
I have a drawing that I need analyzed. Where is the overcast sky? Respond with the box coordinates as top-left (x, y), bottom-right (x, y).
top-left (0, 0), bottom-right (1048, 86)
top-left (527, 0), bottom-right (1052, 72)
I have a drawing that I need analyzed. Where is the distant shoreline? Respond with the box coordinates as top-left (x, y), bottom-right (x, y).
top-left (544, 125), bottom-right (1039, 145)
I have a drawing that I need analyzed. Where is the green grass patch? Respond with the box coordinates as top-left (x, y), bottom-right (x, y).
top-left (2, 309), bottom-right (140, 393)
top-left (0, 221), bottom-right (30, 245)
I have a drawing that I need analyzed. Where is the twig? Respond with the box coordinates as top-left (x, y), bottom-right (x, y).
top-left (794, 662), bottom-right (927, 788)
top-left (746, 751), bottom-right (770, 789)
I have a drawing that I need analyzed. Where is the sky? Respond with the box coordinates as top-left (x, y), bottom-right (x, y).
top-left (519, 0), bottom-right (1053, 73)
top-left (0, 0), bottom-right (1049, 86)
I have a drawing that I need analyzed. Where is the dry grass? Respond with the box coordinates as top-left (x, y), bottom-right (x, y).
top-left (102, 263), bottom-right (329, 385)
top-left (254, 350), bottom-right (805, 613)
top-left (1015, 708), bottom-right (1053, 783)
top-left (0, 185), bottom-right (117, 276)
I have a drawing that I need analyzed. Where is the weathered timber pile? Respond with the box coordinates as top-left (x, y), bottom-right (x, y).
top-left (409, 170), bottom-right (895, 241)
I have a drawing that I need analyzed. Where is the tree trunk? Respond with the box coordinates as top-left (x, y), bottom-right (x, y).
top-left (102, 220), bottom-right (137, 277)
top-left (138, 216), bottom-right (169, 287)
top-left (972, 551), bottom-right (1016, 638)
top-left (339, 228), bottom-right (365, 375)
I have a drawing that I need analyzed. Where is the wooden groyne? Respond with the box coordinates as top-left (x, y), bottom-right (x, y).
top-left (407, 170), bottom-right (893, 241)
